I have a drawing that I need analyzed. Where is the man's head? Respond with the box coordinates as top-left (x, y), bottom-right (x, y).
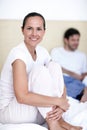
top-left (64, 28), bottom-right (80, 51)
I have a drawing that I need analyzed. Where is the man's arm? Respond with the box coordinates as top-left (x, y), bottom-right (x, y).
top-left (82, 73), bottom-right (87, 77)
top-left (62, 67), bottom-right (83, 81)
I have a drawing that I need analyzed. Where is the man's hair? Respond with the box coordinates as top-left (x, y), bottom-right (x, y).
top-left (64, 28), bottom-right (80, 39)
top-left (22, 12), bottom-right (46, 30)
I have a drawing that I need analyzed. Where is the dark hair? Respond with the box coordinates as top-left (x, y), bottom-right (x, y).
top-left (64, 28), bottom-right (80, 39)
top-left (22, 12), bottom-right (46, 30)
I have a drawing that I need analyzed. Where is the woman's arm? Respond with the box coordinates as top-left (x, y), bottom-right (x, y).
top-left (12, 59), bottom-right (69, 111)
top-left (46, 86), bottom-right (67, 120)
top-left (62, 86), bottom-right (67, 98)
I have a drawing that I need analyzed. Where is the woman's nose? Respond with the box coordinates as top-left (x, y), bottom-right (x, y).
top-left (32, 30), bottom-right (37, 35)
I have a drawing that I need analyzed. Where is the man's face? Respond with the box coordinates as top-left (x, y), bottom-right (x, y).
top-left (64, 34), bottom-right (80, 51)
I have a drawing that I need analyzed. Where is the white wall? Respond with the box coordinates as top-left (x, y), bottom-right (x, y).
top-left (0, 0), bottom-right (87, 20)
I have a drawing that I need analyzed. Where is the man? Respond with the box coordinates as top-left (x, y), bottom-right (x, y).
top-left (51, 28), bottom-right (87, 102)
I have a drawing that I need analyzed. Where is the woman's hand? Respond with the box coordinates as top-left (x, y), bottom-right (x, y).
top-left (59, 97), bottom-right (70, 111)
top-left (46, 106), bottom-right (64, 120)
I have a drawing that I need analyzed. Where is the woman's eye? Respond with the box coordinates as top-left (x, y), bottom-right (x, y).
top-left (27, 27), bottom-right (32, 30)
top-left (37, 28), bottom-right (42, 31)
top-left (26, 27), bottom-right (42, 31)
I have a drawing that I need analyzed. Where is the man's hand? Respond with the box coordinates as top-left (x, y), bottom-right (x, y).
top-left (80, 87), bottom-right (87, 102)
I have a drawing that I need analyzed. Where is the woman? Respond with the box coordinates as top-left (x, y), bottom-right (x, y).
top-left (0, 12), bottom-right (86, 130)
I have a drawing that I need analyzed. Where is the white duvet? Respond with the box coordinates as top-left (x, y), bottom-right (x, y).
top-left (62, 97), bottom-right (87, 130)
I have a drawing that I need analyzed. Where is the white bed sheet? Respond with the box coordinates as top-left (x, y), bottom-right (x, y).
top-left (0, 123), bottom-right (48, 130)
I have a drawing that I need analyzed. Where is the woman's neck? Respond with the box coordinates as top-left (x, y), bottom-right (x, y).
top-left (25, 43), bottom-right (37, 60)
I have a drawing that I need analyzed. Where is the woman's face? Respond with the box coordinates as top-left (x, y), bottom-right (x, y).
top-left (22, 16), bottom-right (45, 48)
